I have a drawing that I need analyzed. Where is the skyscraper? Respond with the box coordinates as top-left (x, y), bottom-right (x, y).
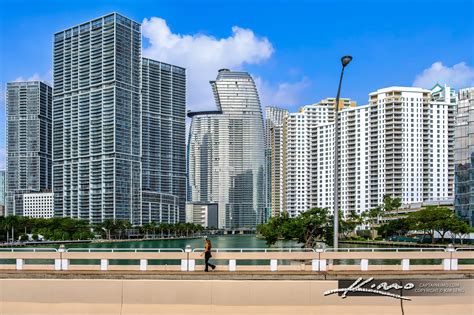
top-left (0, 170), bottom-right (5, 216)
top-left (264, 107), bottom-right (288, 217)
top-left (284, 101), bottom-right (350, 217)
top-left (53, 13), bottom-right (142, 224)
top-left (455, 87), bottom-right (474, 226)
top-left (52, 13), bottom-right (187, 225)
top-left (283, 86), bottom-right (455, 218)
top-left (6, 81), bottom-right (52, 216)
top-left (188, 69), bottom-right (265, 228)
top-left (141, 58), bottom-right (186, 224)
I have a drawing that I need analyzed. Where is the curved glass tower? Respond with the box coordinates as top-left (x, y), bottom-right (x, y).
top-left (188, 69), bottom-right (265, 228)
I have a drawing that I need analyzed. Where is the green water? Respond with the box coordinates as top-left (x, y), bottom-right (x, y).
top-left (63, 235), bottom-right (300, 266)
top-left (66, 235), bottom-right (299, 250)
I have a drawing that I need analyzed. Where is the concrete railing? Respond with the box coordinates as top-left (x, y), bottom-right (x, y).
top-left (0, 247), bottom-right (472, 272)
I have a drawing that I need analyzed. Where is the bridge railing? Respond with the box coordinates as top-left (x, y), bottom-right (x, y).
top-left (0, 247), bottom-right (472, 272)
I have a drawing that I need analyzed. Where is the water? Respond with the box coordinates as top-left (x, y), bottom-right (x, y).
top-left (63, 235), bottom-right (301, 266)
top-left (65, 235), bottom-right (299, 250)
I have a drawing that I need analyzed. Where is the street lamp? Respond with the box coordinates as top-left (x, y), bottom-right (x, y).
top-left (333, 55), bottom-right (352, 250)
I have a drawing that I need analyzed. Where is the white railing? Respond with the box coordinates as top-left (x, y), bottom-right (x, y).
top-left (66, 248), bottom-right (184, 253)
top-left (325, 247), bottom-right (446, 252)
top-left (193, 247), bottom-right (315, 253)
top-left (0, 247), bottom-right (472, 273)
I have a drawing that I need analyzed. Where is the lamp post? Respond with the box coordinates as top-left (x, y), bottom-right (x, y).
top-left (333, 55), bottom-right (353, 250)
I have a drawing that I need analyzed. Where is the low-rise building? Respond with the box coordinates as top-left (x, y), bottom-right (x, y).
top-left (23, 193), bottom-right (54, 218)
top-left (185, 202), bottom-right (218, 228)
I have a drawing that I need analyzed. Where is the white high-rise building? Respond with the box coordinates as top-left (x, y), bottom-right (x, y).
top-left (284, 100), bottom-right (355, 217)
top-left (283, 86), bottom-right (455, 218)
top-left (368, 86), bottom-right (455, 207)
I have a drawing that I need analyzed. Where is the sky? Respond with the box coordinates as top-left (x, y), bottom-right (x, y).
top-left (0, 0), bottom-right (473, 168)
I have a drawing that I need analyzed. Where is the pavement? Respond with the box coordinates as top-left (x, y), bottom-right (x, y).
top-left (0, 269), bottom-right (472, 280)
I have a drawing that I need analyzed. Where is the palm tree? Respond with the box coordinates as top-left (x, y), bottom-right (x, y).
top-left (4, 216), bottom-right (20, 242)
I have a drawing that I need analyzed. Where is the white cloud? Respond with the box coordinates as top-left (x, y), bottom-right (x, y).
top-left (142, 17), bottom-right (274, 111)
top-left (14, 70), bottom-right (52, 85)
top-left (254, 76), bottom-right (311, 108)
top-left (413, 61), bottom-right (474, 89)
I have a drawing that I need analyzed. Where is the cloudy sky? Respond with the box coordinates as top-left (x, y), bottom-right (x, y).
top-left (0, 0), bottom-right (473, 168)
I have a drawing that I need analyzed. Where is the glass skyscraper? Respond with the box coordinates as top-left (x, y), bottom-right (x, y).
top-left (141, 58), bottom-right (186, 224)
top-left (188, 69), bottom-right (265, 228)
top-left (6, 81), bottom-right (52, 216)
top-left (455, 87), bottom-right (474, 226)
top-left (53, 13), bottom-right (142, 224)
top-left (52, 13), bottom-right (186, 225)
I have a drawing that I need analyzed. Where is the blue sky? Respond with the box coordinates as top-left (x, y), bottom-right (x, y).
top-left (0, 0), bottom-right (473, 167)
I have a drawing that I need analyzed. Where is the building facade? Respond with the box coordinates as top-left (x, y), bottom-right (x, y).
top-left (141, 58), bottom-right (187, 224)
top-left (188, 69), bottom-right (265, 228)
top-left (369, 85), bottom-right (455, 208)
top-left (264, 107), bottom-right (288, 217)
top-left (185, 202), bottom-right (218, 228)
top-left (23, 193), bottom-right (54, 218)
top-left (283, 86), bottom-right (456, 218)
top-left (284, 99), bottom-right (356, 217)
top-left (455, 87), bottom-right (474, 226)
top-left (52, 13), bottom-right (186, 225)
top-left (6, 81), bottom-right (52, 216)
top-left (0, 170), bottom-right (5, 216)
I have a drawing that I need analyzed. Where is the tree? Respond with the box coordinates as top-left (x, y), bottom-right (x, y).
top-left (377, 218), bottom-right (410, 239)
top-left (448, 219), bottom-right (471, 244)
top-left (363, 195), bottom-right (402, 239)
top-left (257, 208), bottom-right (331, 248)
top-left (340, 211), bottom-right (363, 239)
top-left (407, 206), bottom-right (461, 244)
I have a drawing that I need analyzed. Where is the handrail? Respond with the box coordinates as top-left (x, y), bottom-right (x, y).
top-left (0, 248), bottom-right (58, 252)
top-left (324, 247), bottom-right (446, 252)
top-left (66, 248), bottom-right (184, 253)
top-left (455, 247), bottom-right (474, 251)
top-left (192, 248), bottom-right (316, 253)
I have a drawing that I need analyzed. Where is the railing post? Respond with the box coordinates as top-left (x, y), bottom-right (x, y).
top-left (319, 259), bottom-right (327, 271)
top-left (54, 259), bottom-right (62, 271)
top-left (402, 259), bottom-right (410, 271)
top-left (100, 259), bottom-right (108, 271)
top-left (229, 259), bottom-right (236, 272)
top-left (444, 245), bottom-right (456, 271)
top-left (61, 258), bottom-right (69, 270)
top-left (270, 259), bottom-right (278, 271)
top-left (360, 259), bottom-right (369, 271)
top-left (16, 258), bottom-right (24, 270)
top-left (140, 259), bottom-right (147, 271)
